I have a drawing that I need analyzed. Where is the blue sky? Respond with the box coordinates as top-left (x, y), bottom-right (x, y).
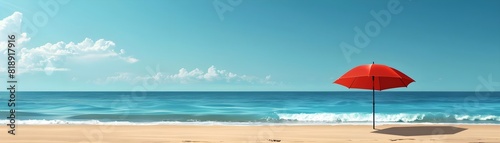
top-left (0, 0), bottom-right (499, 91)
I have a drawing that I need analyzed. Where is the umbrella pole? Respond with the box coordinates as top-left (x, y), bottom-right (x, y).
top-left (372, 76), bottom-right (375, 129)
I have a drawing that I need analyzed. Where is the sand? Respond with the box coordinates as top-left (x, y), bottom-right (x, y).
top-left (1, 125), bottom-right (499, 143)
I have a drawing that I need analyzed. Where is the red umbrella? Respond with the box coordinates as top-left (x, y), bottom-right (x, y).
top-left (334, 62), bottom-right (414, 129)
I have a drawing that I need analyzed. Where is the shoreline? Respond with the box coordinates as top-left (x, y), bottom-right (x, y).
top-left (3, 120), bottom-right (500, 126)
top-left (1, 124), bottom-right (499, 143)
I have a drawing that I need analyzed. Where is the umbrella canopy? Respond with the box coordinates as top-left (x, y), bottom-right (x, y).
top-left (334, 62), bottom-right (414, 129)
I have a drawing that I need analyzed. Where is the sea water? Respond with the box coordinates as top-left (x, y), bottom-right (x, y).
top-left (1, 91), bottom-right (499, 125)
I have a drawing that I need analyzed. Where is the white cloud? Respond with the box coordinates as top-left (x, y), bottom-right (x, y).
top-left (104, 72), bottom-right (133, 82)
top-left (17, 38), bottom-right (138, 73)
top-left (42, 67), bottom-right (70, 72)
top-left (94, 72), bottom-right (138, 85)
top-left (96, 66), bottom-right (276, 85)
top-left (0, 12), bottom-right (30, 52)
top-left (0, 12), bottom-right (138, 74)
top-left (121, 56), bottom-right (138, 63)
top-left (227, 72), bottom-right (237, 78)
top-left (165, 65), bottom-right (275, 84)
top-left (0, 12), bottom-right (30, 73)
top-left (204, 66), bottom-right (219, 80)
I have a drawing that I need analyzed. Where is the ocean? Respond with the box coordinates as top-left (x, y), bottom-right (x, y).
top-left (1, 91), bottom-right (499, 125)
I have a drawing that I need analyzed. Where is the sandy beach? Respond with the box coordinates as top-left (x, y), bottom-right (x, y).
top-left (1, 125), bottom-right (498, 143)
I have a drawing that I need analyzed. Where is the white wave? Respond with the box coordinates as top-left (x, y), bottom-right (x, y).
top-left (0, 119), bottom-right (499, 126)
top-left (1, 114), bottom-right (499, 125)
top-left (276, 113), bottom-right (425, 122)
top-left (1, 119), bottom-right (111, 125)
top-left (277, 113), bottom-right (500, 122)
top-left (454, 115), bottom-right (500, 121)
top-left (0, 119), bottom-right (283, 126)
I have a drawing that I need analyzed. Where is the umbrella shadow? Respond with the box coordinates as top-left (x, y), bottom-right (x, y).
top-left (372, 126), bottom-right (467, 136)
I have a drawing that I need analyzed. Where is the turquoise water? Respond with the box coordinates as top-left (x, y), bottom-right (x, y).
top-left (1, 91), bottom-right (500, 125)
